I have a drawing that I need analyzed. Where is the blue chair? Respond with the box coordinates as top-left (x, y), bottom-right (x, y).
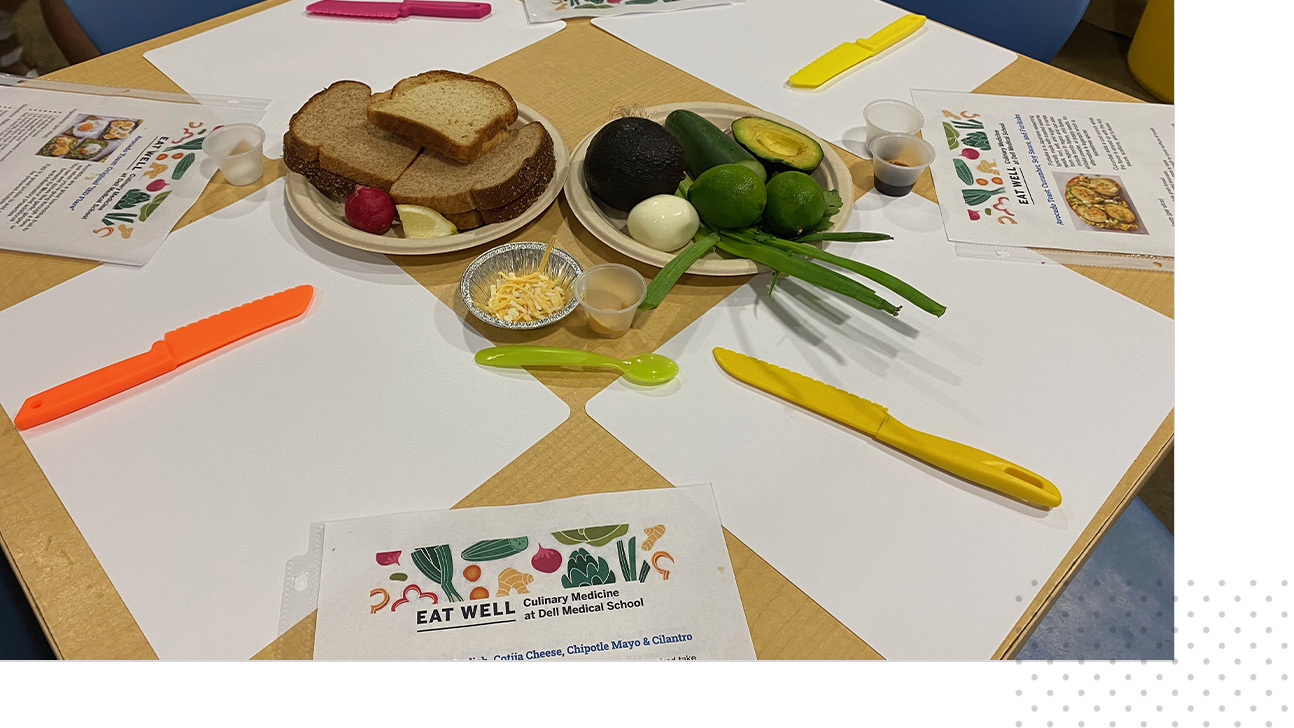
top-left (59, 0), bottom-right (261, 56)
top-left (1, 558), bottom-right (55, 659)
top-left (1017, 497), bottom-right (1174, 660)
top-left (888, 0), bottom-right (1091, 61)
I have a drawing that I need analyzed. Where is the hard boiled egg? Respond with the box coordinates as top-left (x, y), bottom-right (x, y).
top-left (627, 194), bottom-right (700, 252)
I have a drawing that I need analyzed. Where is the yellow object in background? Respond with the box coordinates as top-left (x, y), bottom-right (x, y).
top-left (1128, 0), bottom-right (1173, 103)
top-left (788, 13), bottom-right (926, 89)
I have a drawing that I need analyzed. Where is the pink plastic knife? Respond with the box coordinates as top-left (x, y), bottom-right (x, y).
top-left (305, 1), bottom-right (492, 20)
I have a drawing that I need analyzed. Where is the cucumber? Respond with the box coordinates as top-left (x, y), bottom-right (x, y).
top-left (664, 109), bottom-right (767, 183)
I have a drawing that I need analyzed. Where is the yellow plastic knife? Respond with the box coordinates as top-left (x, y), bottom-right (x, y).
top-left (712, 348), bottom-right (1062, 508)
top-left (788, 13), bottom-right (927, 89)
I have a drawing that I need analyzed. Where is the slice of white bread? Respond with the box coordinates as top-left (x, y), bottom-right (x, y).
top-left (367, 71), bottom-right (518, 163)
top-left (284, 81), bottom-right (420, 193)
top-left (389, 122), bottom-right (554, 216)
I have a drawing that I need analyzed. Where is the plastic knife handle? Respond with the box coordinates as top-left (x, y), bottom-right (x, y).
top-left (861, 13), bottom-right (925, 49)
top-left (875, 415), bottom-right (1062, 508)
top-left (475, 346), bottom-right (622, 370)
top-left (13, 341), bottom-right (177, 431)
top-left (404, 1), bottom-right (492, 18)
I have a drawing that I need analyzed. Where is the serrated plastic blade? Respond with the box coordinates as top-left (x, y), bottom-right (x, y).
top-left (164, 285), bottom-right (314, 365)
top-left (788, 43), bottom-right (873, 88)
top-left (306, 1), bottom-right (402, 18)
top-left (712, 348), bottom-right (888, 435)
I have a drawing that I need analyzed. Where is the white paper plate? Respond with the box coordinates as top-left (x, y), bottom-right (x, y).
top-left (564, 102), bottom-right (854, 277)
top-left (285, 103), bottom-right (568, 256)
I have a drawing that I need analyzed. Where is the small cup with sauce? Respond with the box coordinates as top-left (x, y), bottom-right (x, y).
top-left (869, 133), bottom-right (935, 198)
top-left (573, 264), bottom-right (647, 338)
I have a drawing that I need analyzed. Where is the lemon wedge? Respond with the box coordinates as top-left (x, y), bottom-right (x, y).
top-left (397, 204), bottom-right (457, 239)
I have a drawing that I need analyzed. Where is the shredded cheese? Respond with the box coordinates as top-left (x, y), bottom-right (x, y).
top-left (485, 270), bottom-right (569, 323)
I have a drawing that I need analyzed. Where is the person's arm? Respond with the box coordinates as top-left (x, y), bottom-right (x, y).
top-left (38, 0), bottom-right (98, 64)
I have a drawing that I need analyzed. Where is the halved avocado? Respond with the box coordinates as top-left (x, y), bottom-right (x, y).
top-left (731, 117), bottom-right (824, 174)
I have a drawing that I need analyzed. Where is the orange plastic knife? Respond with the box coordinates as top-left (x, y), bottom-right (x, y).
top-left (13, 284), bottom-right (314, 430)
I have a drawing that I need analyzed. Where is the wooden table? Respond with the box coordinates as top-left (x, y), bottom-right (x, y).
top-left (0, 1), bottom-right (1173, 660)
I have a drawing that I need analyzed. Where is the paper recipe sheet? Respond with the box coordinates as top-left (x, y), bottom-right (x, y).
top-left (313, 486), bottom-right (755, 660)
top-left (913, 91), bottom-right (1175, 257)
top-left (0, 82), bottom-right (263, 265)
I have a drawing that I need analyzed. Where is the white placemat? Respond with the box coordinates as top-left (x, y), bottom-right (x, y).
top-left (0, 179), bottom-right (570, 659)
top-left (593, 0), bottom-right (1016, 158)
top-left (144, 0), bottom-right (563, 157)
top-left (586, 191), bottom-right (1173, 660)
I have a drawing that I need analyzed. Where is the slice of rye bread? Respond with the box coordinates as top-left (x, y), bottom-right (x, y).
top-left (367, 70), bottom-right (518, 163)
top-left (282, 141), bottom-right (359, 199)
top-left (389, 122), bottom-right (553, 214)
top-left (284, 80), bottom-right (420, 191)
top-left (438, 155), bottom-right (557, 230)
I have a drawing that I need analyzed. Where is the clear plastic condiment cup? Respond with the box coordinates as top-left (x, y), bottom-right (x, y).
top-left (573, 263), bottom-right (646, 339)
top-left (863, 99), bottom-right (925, 157)
top-left (201, 123), bottom-right (265, 186)
top-left (870, 133), bottom-right (936, 198)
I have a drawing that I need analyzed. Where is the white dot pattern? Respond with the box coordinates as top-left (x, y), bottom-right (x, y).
top-left (1015, 579), bottom-right (1288, 724)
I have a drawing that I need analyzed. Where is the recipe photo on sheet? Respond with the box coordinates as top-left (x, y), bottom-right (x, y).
top-left (311, 486), bottom-right (755, 660)
top-left (912, 90), bottom-right (1174, 258)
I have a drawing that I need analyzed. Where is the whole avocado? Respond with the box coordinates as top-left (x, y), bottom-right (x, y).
top-left (583, 117), bottom-right (687, 212)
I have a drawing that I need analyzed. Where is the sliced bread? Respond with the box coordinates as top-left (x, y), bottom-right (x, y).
top-left (390, 122), bottom-right (553, 214)
top-left (367, 71), bottom-right (518, 163)
top-left (284, 81), bottom-right (420, 192)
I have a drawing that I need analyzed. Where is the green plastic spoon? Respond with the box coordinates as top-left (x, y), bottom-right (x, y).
top-left (474, 346), bottom-right (679, 385)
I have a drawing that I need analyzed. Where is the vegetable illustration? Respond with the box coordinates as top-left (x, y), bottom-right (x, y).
top-left (531, 544), bottom-right (562, 574)
top-left (461, 537), bottom-right (529, 561)
top-left (942, 122), bottom-right (958, 150)
top-left (651, 552), bottom-right (673, 581)
top-left (951, 118), bottom-right (984, 130)
top-left (138, 191), bottom-right (170, 222)
top-left (976, 159), bottom-right (999, 174)
top-left (496, 568), bottom-right (535, 596)
top-left (113, 189), bottom-right (150, 210)
top-left (968, 210), bottom-right (981, 221)
top-left (561, 548), bottom-right (616, 588)
top-left (642, 525), bottom-right (666, 551)
top-left (375, 551), bottom-right (401, 566)
top-left (411, 545), bottom-right (463, 602)
top-left (369, 588), bottom-right (389, 614)
top-left (390, 572), bottom-right (407, 581)
top-left (551, 524), bottom-right (628, 548)
top-left (961, 132), bottom-right (990, 151)
top-left (953, 159), bottom-right (974, 186)
top-left (959, 148), bottom-right (980, 160)
top-left (463, 564), bottom-right (482, 582)
top-left (390, 583), bottom-right (437, 611)
top-left (146, 179), bottom-right (167, 192)
top-left (165, 137), bottom-right (208, 152)
top-left (962, 188), bottom-right (1005, 206)
top-left (171, 153), bottom-right (195, 180)
top-left (638, 561), bottom-right (650, 582)
top-left (101, 212), bottom-right (136, 225)
top-left (616, 537), bottom-right (638, 582)
top-left (470, 586), bottom-right (490, 600)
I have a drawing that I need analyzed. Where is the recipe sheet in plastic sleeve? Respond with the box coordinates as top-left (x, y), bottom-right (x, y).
top-left (912, 90), bottom-right (1174, 261)
top-left (309, 486), bottom-right (756, 660)
top-left (0, 80), bottom-right (264, 265)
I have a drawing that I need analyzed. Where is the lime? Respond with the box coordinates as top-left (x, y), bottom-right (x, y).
top-left (397, 204), bottom-right (457, 239)
top-left (762, 171), bottom-right (826, 237)
top-left (688, 164), bottom-right (767, 229)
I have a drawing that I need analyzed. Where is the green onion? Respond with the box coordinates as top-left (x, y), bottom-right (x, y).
top-left (716, 234), bottom-right (900, 315)
top-left (638, 232), bottom-right (719, 310)
top-left (737, 231), bottom-right (946, 317)
top-left (793, 231), bottom-right (893, 243)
